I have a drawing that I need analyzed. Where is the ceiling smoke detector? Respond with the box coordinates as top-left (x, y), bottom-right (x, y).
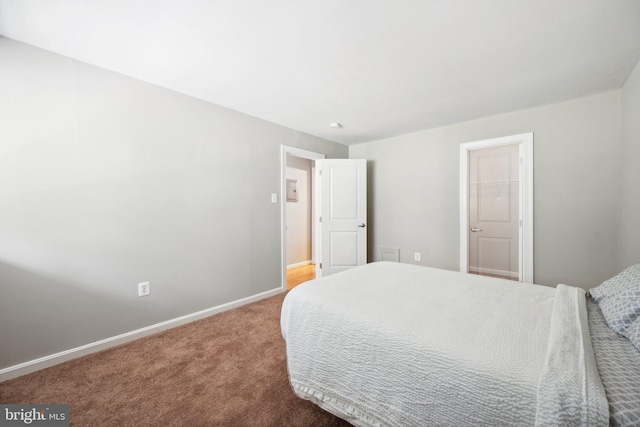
top-left (329, 122), bottom-right (343, 129)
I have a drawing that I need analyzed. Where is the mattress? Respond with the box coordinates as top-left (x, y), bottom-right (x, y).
top-left (281, 261), bottom-right (609, 426)
top-left (587, 298), bottom-right (640, 426)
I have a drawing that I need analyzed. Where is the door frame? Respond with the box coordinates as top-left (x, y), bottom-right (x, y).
top-left (459, 133), bottom-right (534, 283)
top-left (280, 145), bottom-right (325, 291)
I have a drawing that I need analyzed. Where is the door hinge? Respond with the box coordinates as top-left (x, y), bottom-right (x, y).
top-left (319, 169), bottom-right (322, 176)
top-left (319, 263), bottom-right (323, 269)
top-left (319, 216), bottom-right (322, 222)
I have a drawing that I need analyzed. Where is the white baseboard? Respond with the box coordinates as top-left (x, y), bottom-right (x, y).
top-left (469, 266), bottom-right (518, 280)
top-left (287, 260), bottom-right (313, 269)
top-left (0, 287), bottom-right (283, 382)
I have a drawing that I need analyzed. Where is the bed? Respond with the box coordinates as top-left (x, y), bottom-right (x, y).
top-left (281, 261), bottom-right (640, 427)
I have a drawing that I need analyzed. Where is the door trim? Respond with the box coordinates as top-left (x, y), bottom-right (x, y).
top-left (459, 133), bottom-right (534, 283)
top-left (281, 145), bottom-right (325, 291)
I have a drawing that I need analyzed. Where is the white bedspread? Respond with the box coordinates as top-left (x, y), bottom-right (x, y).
top-left (281, 262), bottom-right (608, 426)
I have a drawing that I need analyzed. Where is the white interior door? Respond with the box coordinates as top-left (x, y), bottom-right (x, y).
top-left (459, 133), bottom-right (533, 284)
top-left (315, 159), bottom-right (367, 277)
top-left (468, 144), bottom-right (520, 280)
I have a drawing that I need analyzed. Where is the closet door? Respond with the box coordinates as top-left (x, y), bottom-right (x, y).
top-left (468, 144), bottom-right (520, 280)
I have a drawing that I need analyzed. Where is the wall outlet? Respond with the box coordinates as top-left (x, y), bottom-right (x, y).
top-left (138, 281), bottom-right (150, 297)
top-left (414, 252), bottom-right (421, 262)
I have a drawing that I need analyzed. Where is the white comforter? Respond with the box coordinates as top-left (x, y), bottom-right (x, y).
top-left (281, 262), bottom-right (608, 426)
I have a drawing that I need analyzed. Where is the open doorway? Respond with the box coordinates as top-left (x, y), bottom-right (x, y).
top-left (280, 146), bottom-right (325, 291)
top-left (459, 133), bottom-right (533, 283)
top-left (280, 146), bottom-right (368, 290)
top-left (285, 154), bottom-right (315, 290)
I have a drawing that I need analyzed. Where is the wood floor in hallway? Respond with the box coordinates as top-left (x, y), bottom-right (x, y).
top-left (287, 264), bottom-right (316, 290)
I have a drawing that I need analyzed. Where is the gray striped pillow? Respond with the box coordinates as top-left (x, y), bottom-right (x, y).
top-left (590, 263), bottom-right (640, 336)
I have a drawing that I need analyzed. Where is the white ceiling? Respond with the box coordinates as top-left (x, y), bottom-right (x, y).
top-left (1, 0), bottom-right (639, 145)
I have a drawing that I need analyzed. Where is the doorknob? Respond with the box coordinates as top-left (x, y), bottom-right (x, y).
top-left (471, 227), bottom-right (482, 232)
top-left (358, 223), bottom-right (366, 228)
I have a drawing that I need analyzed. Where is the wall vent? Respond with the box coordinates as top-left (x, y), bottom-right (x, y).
top-left (379, 247), bottom-right (400, 262)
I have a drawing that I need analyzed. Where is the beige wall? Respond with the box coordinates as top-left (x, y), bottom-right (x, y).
top-left (0, 38), bottom-right (347, 370)
top-left (2, 33), bottom-right (638, 372)
top-left (351, 91), bottom-right (622, 289)
top-left (619, 59), bottom-right (640, 270)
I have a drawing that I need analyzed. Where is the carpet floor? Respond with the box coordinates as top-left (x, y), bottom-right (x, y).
top-left (0, 293), bottom-right (350, 426)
